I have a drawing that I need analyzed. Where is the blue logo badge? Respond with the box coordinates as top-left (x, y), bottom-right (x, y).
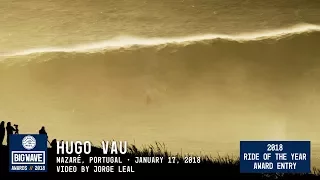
top-left (9, 134), bottom-right (48, 172)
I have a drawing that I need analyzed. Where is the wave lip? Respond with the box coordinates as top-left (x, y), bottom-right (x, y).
top-left (1, 23), bottom-right (320, 57)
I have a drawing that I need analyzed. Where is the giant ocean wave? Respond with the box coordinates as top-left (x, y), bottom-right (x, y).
top-left (0, 24), bottom-right (320, 154)
top-left (1, 23), bottom-right (320, 87)
top-left (0, 23), bottom-right (319, 83)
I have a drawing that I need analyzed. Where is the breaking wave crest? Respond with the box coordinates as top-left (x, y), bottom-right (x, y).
top-left (1, 23), bottom-right (320, 58)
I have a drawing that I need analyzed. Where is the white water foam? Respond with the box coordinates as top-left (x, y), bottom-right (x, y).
top-left (1, 23), bottom-right (320, 57)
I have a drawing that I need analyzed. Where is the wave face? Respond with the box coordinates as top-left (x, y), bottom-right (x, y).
top-left (1, 26), bottom-right (320, 156)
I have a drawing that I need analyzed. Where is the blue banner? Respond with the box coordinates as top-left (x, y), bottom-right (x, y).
top-left (9, 134), bottom-right (48, 172)
top-left (240, 141), bottom-right (311, 173)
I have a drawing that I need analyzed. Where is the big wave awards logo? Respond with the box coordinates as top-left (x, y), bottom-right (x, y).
top-left (9, 134), bottom-right (48, 172)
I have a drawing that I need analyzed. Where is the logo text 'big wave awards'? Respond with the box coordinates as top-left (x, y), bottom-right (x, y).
top-left (9, 134), bottom-right (47, 172)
